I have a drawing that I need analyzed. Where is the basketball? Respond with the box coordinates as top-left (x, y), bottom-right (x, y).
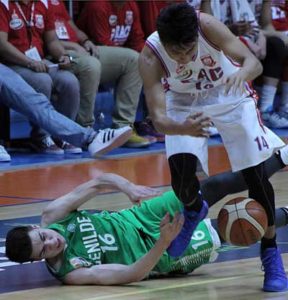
top-left (217, 197), bottom-right (268, 246)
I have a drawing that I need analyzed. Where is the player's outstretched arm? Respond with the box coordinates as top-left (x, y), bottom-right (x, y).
top-left (63, 213), bottom-right (184, 285)
top-left (41, 173), bottom-right (162, 227)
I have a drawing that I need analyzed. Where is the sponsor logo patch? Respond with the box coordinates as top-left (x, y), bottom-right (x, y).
top-left (9, 11), bottom-right (23, 30)
top-left (69, 257), bottom-right (92, 269)
top-left (109, 15), bottom-right (117, 26)
top-left (200, 55), bottom-right (216, 67)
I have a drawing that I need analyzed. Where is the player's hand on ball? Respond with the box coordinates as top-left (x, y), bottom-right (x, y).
top-left (159, 212), bottom-right (184, 246)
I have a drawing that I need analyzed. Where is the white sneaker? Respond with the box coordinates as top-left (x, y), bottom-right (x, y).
top-left (207, 126), bottom-right (219, 136)
top-left (54, 140), bottom-right (82, 154)
top-left (88, 126), bottom-right (132, 157)
top-left (279, 145), bottom-right (288, 165)
top-left (263, 112), bottom-right (288, 128)
top-left (61, 142), bottom-right (82, 154)
top-left (0, 145), bottom-right (11, 162)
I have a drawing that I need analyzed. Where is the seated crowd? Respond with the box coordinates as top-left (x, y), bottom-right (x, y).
top-left (0, 0), bottom-right (288, 162)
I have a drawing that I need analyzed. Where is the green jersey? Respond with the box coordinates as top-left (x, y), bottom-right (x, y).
top-left (47, 191), bottom-right (220, 280)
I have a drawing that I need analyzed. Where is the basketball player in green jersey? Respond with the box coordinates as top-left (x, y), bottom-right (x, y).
top-left (5, 148), bottom-right (288, 285)
top-left (5, 172), bottom-right (220, 284)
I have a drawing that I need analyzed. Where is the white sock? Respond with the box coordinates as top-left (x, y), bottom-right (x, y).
top-left (279, 81), bottom-right (288, 112)
top-left (259, 85), bottom-right (277, 113)
top-left (279, 145), bottom-right (288, 165)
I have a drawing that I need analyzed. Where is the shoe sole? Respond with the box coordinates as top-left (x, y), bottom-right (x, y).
top-left (157, 138), bottom-right (165, 143)
top-left (64, 149), bottom-right (83, 154)
top-left (0, 158), bottom-right (11, 162)
top-left (92, 128), bottom-right (132, 157)
top-left (29, 143), bottom-right (64, 155)
top-left (263, 285), bottom-right (288, 292)
top-left (263, 279), bottom-right (288, 292)
top-left (124, 142), bottom-right (150, 148)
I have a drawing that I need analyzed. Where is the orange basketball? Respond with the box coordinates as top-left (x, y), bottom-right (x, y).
top-left (217, 197), bottom-right (268, 246)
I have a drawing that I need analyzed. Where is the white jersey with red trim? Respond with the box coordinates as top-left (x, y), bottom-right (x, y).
top-left (146, 29), bottom-right (255, 105)
top-left (144, 15), bottom-right (285, 174)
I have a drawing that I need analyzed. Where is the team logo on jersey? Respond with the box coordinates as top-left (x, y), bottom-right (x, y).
top-left (67, 223), bottom-right (76, 232)
top-left (70, 257), bottom-right (92, 269)
top-left (175, 64), bottom-right (193, 80)
top-left (125, 11), bottom-right (133, 25)
top-left (9, 10), bottom-right (24, 30)
top-left (109, 15), bottom-right (118, 26)
top-left (200, 55), bottom-right (216, 67)
top-left (176, 69), bottom-right (193, 81)
top-left (51, 0), bottom-right (60, 5)
top-left (35, 14), bottom-right (44, 29)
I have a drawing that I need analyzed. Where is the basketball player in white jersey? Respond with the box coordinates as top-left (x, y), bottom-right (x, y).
top-left (139, 3), bottom-right (287, 292)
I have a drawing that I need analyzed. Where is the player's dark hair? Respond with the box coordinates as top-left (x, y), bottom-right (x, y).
top-left (5, 226), bottom-right (33, 263)
top-left (156, 3), bottom-right (198, 46)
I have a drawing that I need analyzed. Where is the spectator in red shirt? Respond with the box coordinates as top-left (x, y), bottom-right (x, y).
top-left (271, 1), bottom-right (288, 32)
top-left (49, 0), bottom-right (149, 148)
top-left (78, 1), bottom-right (166, 143)
top-left (0, 0), bottom-right (81, 154)
top-left (137, 1), bottom-right (167, 39)
top-left (137, 0), bottom-right (185, 39)
top-left (77, 0), bottom-right (145, 53)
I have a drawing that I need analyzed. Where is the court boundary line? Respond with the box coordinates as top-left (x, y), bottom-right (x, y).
top-left (83, 269), bottom-right (288, 300)
top-left (0, 185), bottom-right (171, 208)
top-left (0, 149), bottom-right (166, 173)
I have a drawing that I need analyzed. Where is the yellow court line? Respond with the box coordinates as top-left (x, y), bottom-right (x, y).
top-left (85, 273), bottom-right (258, 300)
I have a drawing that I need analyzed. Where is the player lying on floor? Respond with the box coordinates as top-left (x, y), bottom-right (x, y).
top-left (5, 150), bottom-right (288, 286)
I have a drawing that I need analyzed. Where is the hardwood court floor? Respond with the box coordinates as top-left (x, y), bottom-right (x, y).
top-left (0, 145), bottom-right (288, 300)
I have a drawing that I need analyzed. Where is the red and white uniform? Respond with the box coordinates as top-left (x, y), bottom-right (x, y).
top-left (0, 0), bottom-right (54, 58)
top-left (210, 0), bottom-right (263, 25)
top-left (146, 17), bottom-right (284, 174)
top-left (48, 0), bottom-right (78, 42)
top-left (271, 0), bottom-right (288, 34)
top-left (77, 0), bottom-right (145, 52)
top-left (147, 31), bottom-right (253, 102)
top-left (246, 0), bottom-right (263, 23)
